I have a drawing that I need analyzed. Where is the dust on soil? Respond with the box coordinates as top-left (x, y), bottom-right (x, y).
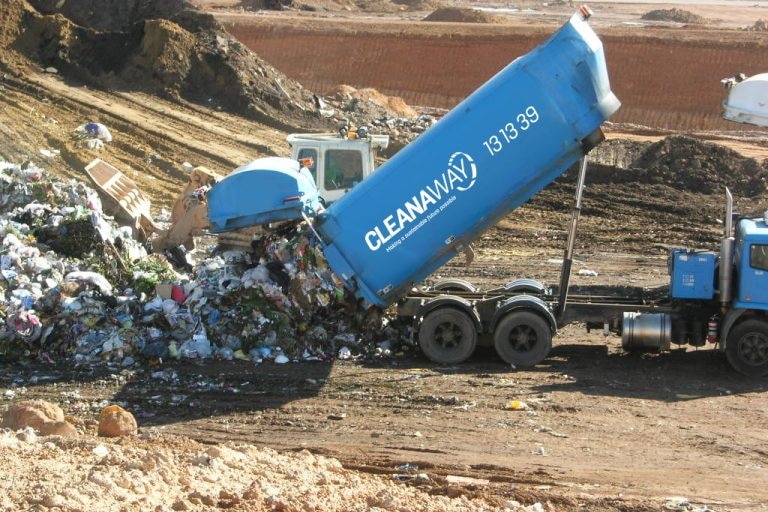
top-left (2, 1), bottom-right (768, 511)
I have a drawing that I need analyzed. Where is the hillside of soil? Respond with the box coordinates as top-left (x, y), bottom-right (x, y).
top-left (2, 0), bottom-right (330, 132)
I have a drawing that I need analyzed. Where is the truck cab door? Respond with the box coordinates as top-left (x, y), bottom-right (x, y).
top-left (321, 148), bottom-right (364, 203)
top-left (736, 242), bottom-right (768, 309)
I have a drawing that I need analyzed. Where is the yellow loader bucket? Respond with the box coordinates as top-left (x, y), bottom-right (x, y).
top-left (84, 159), bottom-right (158, 240)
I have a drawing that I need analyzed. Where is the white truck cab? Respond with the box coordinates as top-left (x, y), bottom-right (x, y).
top-left (287, 131), bottom-right (389, 203)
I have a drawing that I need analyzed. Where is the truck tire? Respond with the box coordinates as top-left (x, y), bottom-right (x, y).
top-left (429, 278), bottom-right (477, 293)
top-left (418, 307), bottom-right (477, 364)
top-left (726, 319), bottom-right (768, 377)
top-left (493, 311), bottom-right (552, 367)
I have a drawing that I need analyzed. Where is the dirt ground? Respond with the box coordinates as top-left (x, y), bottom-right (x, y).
top-left (2, 1), bottom-right (768, 511)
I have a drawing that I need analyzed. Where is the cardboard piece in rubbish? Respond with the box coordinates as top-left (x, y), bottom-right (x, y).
top-left (156, 283), bottom-right (173, 300)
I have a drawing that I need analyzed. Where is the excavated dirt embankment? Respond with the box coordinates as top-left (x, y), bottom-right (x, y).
top-left (1, 0), bottom-right (331, 132)
top-left (220, 15), bottom-right (768, 132)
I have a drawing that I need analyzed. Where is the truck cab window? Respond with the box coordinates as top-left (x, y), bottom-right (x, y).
top-left (297, 148), bottom-right (318, 182)
top-left (324, 149), bottom-right (363, 191)
top-left (751, 244), bottom-right (768, 270)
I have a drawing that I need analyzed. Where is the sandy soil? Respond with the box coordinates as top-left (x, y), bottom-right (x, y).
top-left (2, 1), bottom-right (768, 511)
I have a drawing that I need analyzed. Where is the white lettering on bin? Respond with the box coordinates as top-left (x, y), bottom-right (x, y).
top-left (365, 152), bottom-right (477, 251)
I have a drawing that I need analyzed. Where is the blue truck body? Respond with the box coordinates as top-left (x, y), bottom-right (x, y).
top-left (315, 12), bottom-right (620, 307)
top-left (208, 157), bottom-right (321, 232)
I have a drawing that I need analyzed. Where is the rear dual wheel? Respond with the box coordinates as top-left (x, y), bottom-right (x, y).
top-left (418, 307), bottom-right (477, 364)
top-left (493, 311), bottom-right (552, 367)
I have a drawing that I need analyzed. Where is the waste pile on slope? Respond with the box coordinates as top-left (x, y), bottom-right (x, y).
top-left (0, 161), bottom-right (401, 366)
top-left (318, 85), bottom-right (436, 150)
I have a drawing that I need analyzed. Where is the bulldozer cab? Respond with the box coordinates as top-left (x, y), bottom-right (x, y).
top-left (287, 131), bottom-right (389, 203)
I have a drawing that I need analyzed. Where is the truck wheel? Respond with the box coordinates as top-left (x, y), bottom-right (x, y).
top-left (429, 278), bottom-right (477, 293)
top-left (493, 311), bottom-right (552, 367)
top-left (726, 319), bottom-right (768, 377)
top-left (418, 307), bottom-right (477, 364)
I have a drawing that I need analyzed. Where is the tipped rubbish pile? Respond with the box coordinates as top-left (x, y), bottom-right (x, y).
top-left (0, 160), bottom-right (403, 367)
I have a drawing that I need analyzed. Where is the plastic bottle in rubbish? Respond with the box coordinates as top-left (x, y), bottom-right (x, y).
top-left (193, 331), bottom-right (212, 359)
top-left (217, 347), bottom-right (234, 361)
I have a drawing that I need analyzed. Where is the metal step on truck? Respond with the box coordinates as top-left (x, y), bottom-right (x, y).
top-left (205, 8), bottom-right (768, 375)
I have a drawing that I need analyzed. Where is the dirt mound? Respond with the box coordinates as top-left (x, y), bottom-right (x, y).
top-left (359, 0), bottom-right (442, 12)
top-left (285, 0), bottom-right (439, 13)
top-left (2, 0), bottom-right (331, 132)
top-left (0, 0), bottom-right (26, 50)
top-left (332, 85), bottom-right (417, 117)
top-left (747, 19), bottom-right (768, 31)
top-left (0, 429), bottom-right (511, 512)
top-left (641, 8), bottom-right (706, 24)
top-left (423, 7), bottom-right (503, 23)
top-left (239, 0), bottom-right (293, 10)
top-left (28, 0), bottom-right (195, 31)
top-left (589, 136), bottom-right (767, 197)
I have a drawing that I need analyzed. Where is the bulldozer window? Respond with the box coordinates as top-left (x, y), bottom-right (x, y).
top-left (297, 148), bottom-right (318, 182)
top-left (324, 149), bottom-right (363, 191)
top-left (751, 244), bottom-right (768, 271)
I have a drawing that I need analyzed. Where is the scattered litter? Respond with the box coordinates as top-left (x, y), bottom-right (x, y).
top-left (535, 426), bottom-right (568, 438)
top-left (39, 149), bottom-right (60, 158)
top-left (92, 444), bottom-right (110, 457)
top-left (663, 496), bottom-right (714, 511)
top-left (505, 502), bottom-right (545, 512)
top-left (445, 475), bottom-right (490, 486)
top-left (84, 139), bottom-right (104, 150)
top-left (84, 122), bottom-right (113, 142)
top-left (505, 400), bottom-right (528, 411)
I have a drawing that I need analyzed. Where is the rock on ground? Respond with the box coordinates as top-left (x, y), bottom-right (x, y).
top-left (2, 399), bottom-right (77, 436)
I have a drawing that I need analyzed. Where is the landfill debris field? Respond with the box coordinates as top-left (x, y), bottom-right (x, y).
top-left (2, 0), bottom-right (768, 511)
top-left (0, 162), bottom-right (402, 367)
